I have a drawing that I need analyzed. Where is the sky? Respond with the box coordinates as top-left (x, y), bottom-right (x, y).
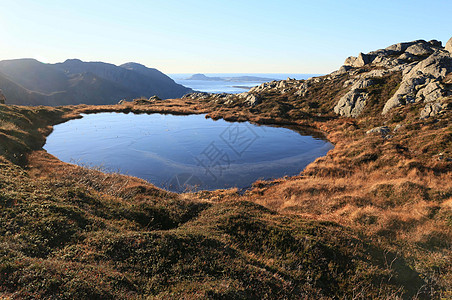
top-left (0, 0), bottom-right (451, 74)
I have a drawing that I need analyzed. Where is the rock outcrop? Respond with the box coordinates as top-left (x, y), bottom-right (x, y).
top-left (184, 37), bottom-right (451, 120)
top-left (339, 39), bottom-right (452, 117)
top-left (382, 50), bottom-right (452, 114)
top-left (344, 52), bottom-right (376, 68)
top-left (182, 91), bottom-right (238, 105)
top-left (182, 92), bottom-right (211, 100)
top-left (243, 94), bottom-right (261, 106)
top-left (334, 89), bottom-right (368, 117)
top-left (420, 101), bottom-right (443, 119)
top-left (446, 37), bottom-right (452, 54)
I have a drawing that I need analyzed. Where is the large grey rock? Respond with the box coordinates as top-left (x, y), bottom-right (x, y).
top-left (368, 49), bottom-right (392, 56)
top-left (334, 90), bottom-right (368, 117)
top-left (446, 37), bottom-right (452, 54)
top-left (351, 78), bottom-right (376, 90)
top-left (371, 54), bottom-right (407, 68)
top-left (0, 90), bottom-right (5, 104)
top-left (417, 81), bottom-right (444, 103)
top-left (398, 52), bottom-right (416, 62)
top-left (420, 102), bottom-right (442, 118)
top-left (344, 53), bottom-right (375, 67)
top-left (429, 40), bottom-right (443, 47)
top-left (407, 51), bottom-right (452, 78)
top-left (331, 65), bottom-right (352, 76)
top-left (245, 94), bottom-right (261, 106)
top-left (344, 56), bottom-right (358, 67)
top-left (385, 41), bottom-right (416, 54)
top-left (382, 51), bottom-right (452, 114)
top-left (359, 69), bottom-right (390, 79)
top-left (405, 43), bottom-right (434, 56)
top-left (382, 77), bottom-right (430, 113)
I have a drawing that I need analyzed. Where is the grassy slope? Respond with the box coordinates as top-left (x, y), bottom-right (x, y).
top-left (0, 68), bottom-right (451, 299)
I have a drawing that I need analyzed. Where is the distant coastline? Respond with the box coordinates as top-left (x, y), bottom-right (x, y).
top-left (169, 73), bottom-right (323, 94)
top-left (231, 85), bottom-right (253, 90)
top-left (184, 73), bottom-right (277, 82)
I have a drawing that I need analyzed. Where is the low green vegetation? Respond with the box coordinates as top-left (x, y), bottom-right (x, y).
top-left (0, 79), bottom-right (450, 298)
top-left (0, 155), bottom-right (428, 298)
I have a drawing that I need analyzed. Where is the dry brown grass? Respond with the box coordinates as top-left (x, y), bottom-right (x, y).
top-left (28, 150), bottom-right (174, 202)
top-left (1, 83), bottom-right (450, 296)
top-left (20, 96), bottom-right (450, 256)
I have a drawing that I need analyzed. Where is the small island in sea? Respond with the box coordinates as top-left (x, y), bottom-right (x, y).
top-left (185, 73), bottom-right (277, 82)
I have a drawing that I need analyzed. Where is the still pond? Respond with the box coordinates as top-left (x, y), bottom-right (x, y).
top-left (44, 113), bottom-right (333, 192)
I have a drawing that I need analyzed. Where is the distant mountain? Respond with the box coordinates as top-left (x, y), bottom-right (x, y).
top-left (0, 59), bottom-right (192, 106)
top-left (0, 59), bottom-right (68, 94)
top-left (0, 71), bottom-right (48, 106)
top-left (185, 73), bottom-right (276, 82)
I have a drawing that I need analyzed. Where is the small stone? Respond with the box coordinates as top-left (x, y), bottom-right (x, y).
top-left (149, 95), bottom-right (161, 101)
top-left (366, 126), bottom-right (391, 136)
top-left (393, 124), bottom-right (402, 132)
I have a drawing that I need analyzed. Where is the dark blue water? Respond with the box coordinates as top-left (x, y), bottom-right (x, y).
top-left (169, 73), bottom-right (322, 94)
top-left (44, 113), bottom-right (333, 192)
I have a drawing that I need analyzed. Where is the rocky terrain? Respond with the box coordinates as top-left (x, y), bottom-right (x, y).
top-left (0, 38), bottom-right (451, 298)
top-left (182, 38), bottom-right (452, 121)
top-left (0, 59), bottom-right (192, 106)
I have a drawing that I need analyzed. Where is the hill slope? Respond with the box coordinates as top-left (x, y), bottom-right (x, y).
top-left (0, 59), bottom-right (192, 106)
top-left (0, 38), bottom-right (451, 298)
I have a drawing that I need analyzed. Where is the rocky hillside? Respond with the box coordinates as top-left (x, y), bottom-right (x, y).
top-left (0, 38), bottom-right (451, 298)
top-left (182, 38), bottom-right (451, 122)
top-left (0, 59), bottom-right (192, 106)
top-left (0, 104), bottom-right (441, 299)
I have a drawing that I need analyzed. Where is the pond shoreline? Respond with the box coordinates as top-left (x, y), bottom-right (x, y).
top-left (43, 110), bottom-right (333, 192)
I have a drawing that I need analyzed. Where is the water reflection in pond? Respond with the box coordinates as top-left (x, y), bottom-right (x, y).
top-left (44, 113), bottom-right (333, 192)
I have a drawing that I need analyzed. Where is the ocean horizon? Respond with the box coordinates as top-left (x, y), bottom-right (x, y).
top-left (169, 73), bottom-right (323, 94)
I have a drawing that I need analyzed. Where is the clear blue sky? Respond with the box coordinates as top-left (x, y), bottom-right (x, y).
top-left (0, 0), bottom-right (451, 74)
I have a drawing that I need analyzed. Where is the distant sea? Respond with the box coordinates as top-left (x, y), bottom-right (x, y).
top-left (169, 73), bottom-right (323, 94)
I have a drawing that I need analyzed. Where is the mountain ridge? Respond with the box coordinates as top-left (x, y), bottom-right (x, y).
top-left (0, 58), bottom-right (192, 106)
